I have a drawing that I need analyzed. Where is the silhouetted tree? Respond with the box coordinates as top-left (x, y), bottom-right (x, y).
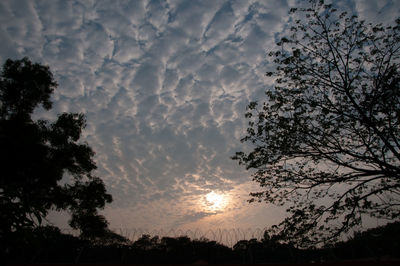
top-left (329, 221), bottom-right (400, 261)
top-left (0, 58), bottom-right (112, 249)
top-left (133, 234), bottom-right (160, 251)
top-left (233, 0), bottom-right (400, 246)
top-left (190, 237), bottom-right (234, 264)
top-left (233, 239), bottom-right (258, 263)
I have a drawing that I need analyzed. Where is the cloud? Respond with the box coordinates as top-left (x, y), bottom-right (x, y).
top-left (0, 0), bottom-right (292, 230)
top-left (0, 0), bottom-right (44, 62)
top-left (1, 0), bottom-right (396, 233)
top-left (354, 0), bottom-right (400, 24)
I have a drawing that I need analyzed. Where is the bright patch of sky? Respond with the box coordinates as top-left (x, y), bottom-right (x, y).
top-left (1, 0), bottom-right (399, 236)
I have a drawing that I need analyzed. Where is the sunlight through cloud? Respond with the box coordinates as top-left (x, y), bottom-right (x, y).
top-left (1, 0), bottom-right (397, 232)
top-left (204, 191), bottom-right (229, 212)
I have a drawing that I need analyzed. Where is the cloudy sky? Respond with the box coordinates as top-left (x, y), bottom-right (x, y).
top-left (1, 0), bottom-right (399, 237)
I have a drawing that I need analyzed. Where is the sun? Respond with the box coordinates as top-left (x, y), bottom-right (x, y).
top-left (204, 191), bottom-right (227, 211)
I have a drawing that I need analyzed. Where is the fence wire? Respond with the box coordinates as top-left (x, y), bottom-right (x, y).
top-left (60, 228), bottom-right (268, 247)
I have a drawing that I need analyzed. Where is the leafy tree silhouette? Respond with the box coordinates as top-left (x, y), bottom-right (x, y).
top-left (233, 0), bottom-right (400, 246)
top-left (0, 58), bottom-right (112, 252)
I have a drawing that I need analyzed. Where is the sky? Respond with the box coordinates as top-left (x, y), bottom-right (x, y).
top-left (1, 0), bottom-right (399, 241)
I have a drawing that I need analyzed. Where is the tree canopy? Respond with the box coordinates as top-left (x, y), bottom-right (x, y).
top-left (0, 57), bottom-right (112, 242)
top-left (233, 0), bottom-right (400, 246)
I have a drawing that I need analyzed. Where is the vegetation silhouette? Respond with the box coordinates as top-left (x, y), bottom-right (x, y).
top-left (233, 0), bottom-right (400, 246)
top-left (3, 222), bottom-right (400, 264)
top-left (0, 57), bottom-right (112, 261)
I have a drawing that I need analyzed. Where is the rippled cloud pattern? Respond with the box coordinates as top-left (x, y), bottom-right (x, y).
top-left (1, 0), bottom-right (398, 230)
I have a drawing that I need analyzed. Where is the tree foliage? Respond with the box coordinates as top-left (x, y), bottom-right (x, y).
top-left (0, 57), bottom-right (112, 241)
top-left (233, 0), bottom-right (400, 246)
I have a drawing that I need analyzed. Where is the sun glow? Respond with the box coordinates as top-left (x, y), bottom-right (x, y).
top-left (204, 191), bottom-right (228, 212)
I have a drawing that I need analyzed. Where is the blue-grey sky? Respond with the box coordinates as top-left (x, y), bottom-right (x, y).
top-left (1, 0), bottom-right (399, 234)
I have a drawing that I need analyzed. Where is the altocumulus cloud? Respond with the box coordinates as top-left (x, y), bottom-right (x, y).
top-left (1, 0), bottom-right (399, 231)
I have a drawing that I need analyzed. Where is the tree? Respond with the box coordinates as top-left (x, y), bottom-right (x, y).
top-left (233, 0), bottom-right (400, 246)
top-left (0, 57), bottom-right (112, 243)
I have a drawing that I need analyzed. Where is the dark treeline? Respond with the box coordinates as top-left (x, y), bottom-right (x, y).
top-left (4, 221), bottom-right (400, 264)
